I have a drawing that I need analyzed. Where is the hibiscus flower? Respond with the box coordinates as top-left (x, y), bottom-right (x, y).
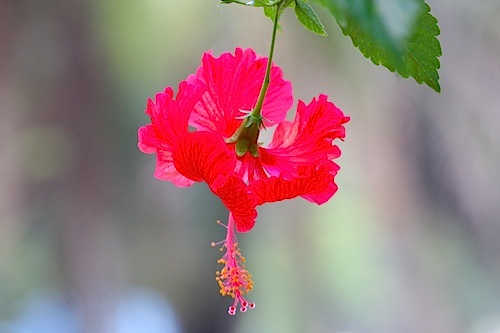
top-left (138, 47), bottom-right (349, 314)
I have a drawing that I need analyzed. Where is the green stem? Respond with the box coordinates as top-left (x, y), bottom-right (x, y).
top-left (250, 5), bottom-right (280, 120)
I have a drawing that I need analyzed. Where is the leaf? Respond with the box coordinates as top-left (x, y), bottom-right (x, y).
top-left (315, 0), bottom-right (442, 92)
top-left (263, 5), bottom-right (277, 22)
top-left (220, 0), bottom-right (274, 7)
top-left (262, 0), bottom-right (294, 28)
top-left (252, 0), bottom-right (275, 6)
top-left (399, 3), bottom-right (442, 91)
top-left (220, 0), bottom-right (248, 5)
top-left (294, 0), bottom-right (328, 36)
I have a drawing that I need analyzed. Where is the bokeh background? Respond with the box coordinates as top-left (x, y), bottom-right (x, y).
top-left (1, 0), bottom-right (499, 332)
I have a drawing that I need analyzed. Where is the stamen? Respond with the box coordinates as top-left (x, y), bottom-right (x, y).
top-left (216, 220), bottom-right (228, 228)
top-left (214, 214), bottom-right (255, 315)
top-left (212, 220), bottom-right (229, 250)
top-left (211, 240), bottom-right (225, 248)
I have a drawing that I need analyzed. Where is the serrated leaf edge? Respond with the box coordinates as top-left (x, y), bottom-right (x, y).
top-left (295, 0), bottom-right (328, 36)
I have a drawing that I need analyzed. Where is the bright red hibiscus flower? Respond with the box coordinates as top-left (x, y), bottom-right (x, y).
top-left (138, 48), bottom-right (349, 314)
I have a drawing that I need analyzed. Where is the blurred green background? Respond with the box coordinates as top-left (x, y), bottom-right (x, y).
top-left (1, 1), bottom-right (499, 332)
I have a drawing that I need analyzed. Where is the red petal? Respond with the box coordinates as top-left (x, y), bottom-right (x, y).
top-left (188, 48), bottom-right (293, 137)
top-left (150, 82), bottom-right (205, 146)
top-left (248, 164), bottom-right (336, 206)
top-left (269, 94), bottom-right (348, 154)
top-left (173, 132), bottom-right (236, 184)
top-left (258, 94), bottom-right (349, 203)
top-left (138, 124), bottom-right (160, 154)
top-left (173, 132), bottom-right (258, 232)
top-left (137, 82), bottom-right (205, 186)
top-left (211, 175), bottom-right (258, 233)
top-left (174, 132), bottom-right (257, 232)
top-left (138, 116), bottom-right (194, 187)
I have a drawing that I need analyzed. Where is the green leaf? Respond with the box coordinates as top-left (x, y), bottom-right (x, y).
top-left (316, 0), bottom-right (420, 56)
top-left (316, 0), bottom-right (442, 92)
top-left (220, 0), bottom-right (248, 5)
top-left (263, 5), bottom-right (278, 23)
top-left (279, 0), bottom-right (295, 9)
top-left (220, 0), bottom-right (275, 7)
top-left (262, 0), bottom-right (294, 28)
top-left (400, 3), bottom-right (442, 91)
top-left (252, 0), bottom-right (275, 6)
top-left (294, 0), bottom-right (328, 36)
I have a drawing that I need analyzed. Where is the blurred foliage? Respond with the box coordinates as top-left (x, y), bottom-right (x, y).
top-left (0, 1), bottom-right (499, 333)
